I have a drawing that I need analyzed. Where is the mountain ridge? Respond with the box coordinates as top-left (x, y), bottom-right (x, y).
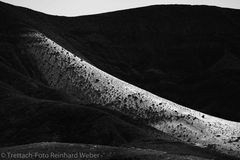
top-left (19, 28), bottom-right (240, 157)
top-left (1, 1), bottom-right (240, 159)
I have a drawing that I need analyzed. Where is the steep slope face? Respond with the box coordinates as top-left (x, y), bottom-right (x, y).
top-left (45, 5), bottom-right (240, 122)
top-left (20, 30), bottom-right (240, 158)
top-left (1, 4), bottom-right (224, 160)
top-left (2, 2), bottom-right (240, 122)
top-left (1, 2), bottom-right (240, 159)
top-left (0, 2), bottom-right (155, 150)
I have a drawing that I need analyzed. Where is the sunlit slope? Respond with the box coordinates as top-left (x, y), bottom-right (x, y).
top-left (2, 2), bottom-right (240, 122)
top-left (20, 31), bottom-right (240, 158)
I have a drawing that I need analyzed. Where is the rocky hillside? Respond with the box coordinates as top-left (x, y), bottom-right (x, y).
top-left (0, 1), bottom-right (240, 159)
top-left (19, 29), bottom-right (240, 157)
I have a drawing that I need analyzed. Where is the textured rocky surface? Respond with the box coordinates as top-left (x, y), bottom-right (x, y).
top-left (20, 31), bottom-right (240, 158)
top-left (1, 1), bottom-right (240, 159)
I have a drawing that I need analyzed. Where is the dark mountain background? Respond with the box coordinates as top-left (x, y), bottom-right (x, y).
top-left (55, 5), bottom-right (240, 122)
top-left (0, 1), bottom-right (240, 159)
top-left (11, 3), bottom-right (240, 122)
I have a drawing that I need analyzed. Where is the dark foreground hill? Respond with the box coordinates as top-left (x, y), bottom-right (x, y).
top-left (0, 142), bottom-right (231, 160)
top-left (0, 1), bottom-right (240, 159)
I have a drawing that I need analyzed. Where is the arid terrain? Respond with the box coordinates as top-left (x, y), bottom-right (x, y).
top-left (0, 1), bottom-right (240, 159)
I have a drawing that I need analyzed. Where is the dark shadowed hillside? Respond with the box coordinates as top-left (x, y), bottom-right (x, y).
top-left (0, 1), bottom-right (240, 159)
top-left (53, 6), bottom-right (240, 122)
top-left (4, 3), bottom-right (239, 121)
top-left (1, 2), bottom-right (240, 121)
